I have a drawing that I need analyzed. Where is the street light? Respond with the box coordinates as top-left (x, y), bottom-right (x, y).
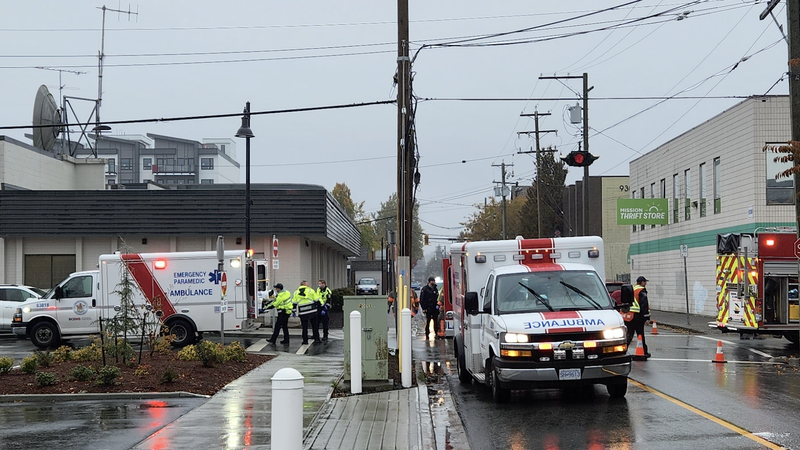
top-left (235, 102), bottom-right (254, 254)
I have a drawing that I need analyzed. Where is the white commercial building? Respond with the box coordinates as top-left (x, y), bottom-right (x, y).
top-left (629, 96), bottom-right (795, 317)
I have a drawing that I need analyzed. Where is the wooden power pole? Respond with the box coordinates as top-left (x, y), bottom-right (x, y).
top-left (518, 110), bottom-right (557, 238)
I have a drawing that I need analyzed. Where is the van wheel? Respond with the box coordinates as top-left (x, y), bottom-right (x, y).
top-left (489, 359), bottom-right (510, 403)
top-left (456, 345), bottom-right (472, 384)
top-left (169, 319), bottom-right (196, 347)
top-left (30, 322), bottom-right (60, 349)
top-left (606, 378), bottom-right (628, 398)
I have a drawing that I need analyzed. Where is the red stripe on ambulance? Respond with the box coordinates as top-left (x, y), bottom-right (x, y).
top-left (121, 253), bottom-right (178, 319)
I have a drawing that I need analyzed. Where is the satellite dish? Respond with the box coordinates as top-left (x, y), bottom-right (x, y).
top-left (32, 85), bottom-right (63, 151)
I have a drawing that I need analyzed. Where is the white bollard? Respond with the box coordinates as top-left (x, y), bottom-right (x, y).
top-left (401, 308), bottom-right (412, 388)
top-left (271, 367), bottom-right (304, 450)
top-left (350, 310), bottom-right (362, 394)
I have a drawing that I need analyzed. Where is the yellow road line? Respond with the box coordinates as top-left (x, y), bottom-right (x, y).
top-left (628, 378), bottom-right (787, 450)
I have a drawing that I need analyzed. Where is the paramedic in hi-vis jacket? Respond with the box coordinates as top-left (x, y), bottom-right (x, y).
top-left (267, 284), bottom-right (293, 345)
top-left (626, 276), bottom-right (652, 358)
top-left (294, 280), bottom-right (321, 345)
top-left (316, 279), bottom-right (332, 342)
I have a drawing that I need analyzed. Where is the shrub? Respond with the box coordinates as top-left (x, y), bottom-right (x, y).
top-left (105, 340), bottom-right (135, 361)
top-left (159, 367), bottom-right (178, 384)
top-left (35, 371), bottom-right (58, 387)
top-left (151, 334), bottom-right (173, 355)
top-left (69, 365), bottom-right (96, 382)
top-left (225, 341), bottom-right (247, 363)
top-left (177, 345), bottom-right (198, 361)
top-left (195, 340), bottom-right (226, 367)
top-left (96, 365), bottom-right (122, 385)
top-left (21, 355), bottom-right (38, 374)
top-left (52, 346), bottom-right (73, 363)
top-left (72, 343), bottom-right (102, 362)
top-left (0, 356), bottom-right (13, 374)
top-left (134, 364), bottom-right (151, 377)
top-left (34, 350), bottom-right (54, 368)
top-left (330, 287), bottom-right (353, 312)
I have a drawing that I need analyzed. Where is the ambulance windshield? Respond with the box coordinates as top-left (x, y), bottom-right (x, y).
top-left (494, 271), bottom-right (612, 314)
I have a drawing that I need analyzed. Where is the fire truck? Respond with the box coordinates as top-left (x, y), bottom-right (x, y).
top-left (714, 228), bottom-right (800, 344)
top-left (450, 236), bottom-right (631, 402)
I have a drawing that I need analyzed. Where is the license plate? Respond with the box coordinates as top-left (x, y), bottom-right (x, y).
top-left (558, 368), bottom-right (581, 380)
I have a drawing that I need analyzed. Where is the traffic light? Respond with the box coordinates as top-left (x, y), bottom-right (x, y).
top-left (561, 150), bottom-right (598, 167)
top-left (423, 234), bottom-right (430, 245)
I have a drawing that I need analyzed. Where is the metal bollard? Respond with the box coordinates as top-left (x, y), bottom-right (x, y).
top-left (271, 367), bottom-right (304, 450)
top-left (401, 308), bottom-right (412, 388)
top-left (350, 310), bottom-right (362, 394)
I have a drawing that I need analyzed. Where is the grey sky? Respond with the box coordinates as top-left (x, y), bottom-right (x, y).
top-left (1, 1), bottom-right (790, 253)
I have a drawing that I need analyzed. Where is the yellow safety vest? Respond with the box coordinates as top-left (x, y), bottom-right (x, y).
top-left (631, 284), bottom-right (644, 313)
top-left (272, 290), bottom-right (294, 314)
top-left (317, 287), bottom-right (332, 306)
top-left (293, 286), bottom-right (315, 306)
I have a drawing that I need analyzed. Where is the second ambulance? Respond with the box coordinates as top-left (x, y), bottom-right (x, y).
top-left (450, 236), bottom-right (631, 402)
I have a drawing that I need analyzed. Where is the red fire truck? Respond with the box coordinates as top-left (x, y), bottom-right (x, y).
top-left (714, 228), bottom-right (799, 344)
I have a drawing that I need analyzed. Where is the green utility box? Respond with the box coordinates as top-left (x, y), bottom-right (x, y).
top-left (343, 296), bottom-right (389, 381)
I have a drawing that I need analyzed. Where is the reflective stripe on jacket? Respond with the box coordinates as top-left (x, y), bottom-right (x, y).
top-left (273, 290), bottom-right (294, 314)
top-left (631, 284), bottom-right (644, 313)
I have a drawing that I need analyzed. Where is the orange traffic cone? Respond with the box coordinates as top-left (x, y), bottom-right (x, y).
top-left (651, 321), bottom-right (658, 335)
top-left (712, 340), bottom-right (727, 363)
top-left (633, 334), bottom-right (648, 360)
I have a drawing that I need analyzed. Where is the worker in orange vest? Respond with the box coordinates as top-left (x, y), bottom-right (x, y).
top-left (626, 276), bottom-right (652, 358)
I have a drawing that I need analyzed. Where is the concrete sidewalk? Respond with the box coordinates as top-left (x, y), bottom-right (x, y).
top-left (649, 309), bottom-right (717, 334)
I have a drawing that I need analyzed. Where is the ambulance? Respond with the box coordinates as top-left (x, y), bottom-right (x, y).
top-left (450, 236), bottom-right (631, 402)
top-left (12, 250), bottom-right (265, 349)
top-left (713, 228), bottom-right (800, 344)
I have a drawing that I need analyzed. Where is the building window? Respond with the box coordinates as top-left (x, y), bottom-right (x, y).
top-left (673, 174), bottom-right (679, 224)
top-left (107, 178), bottom-right (115, 185)
top-left (106, 159), bottom-right (116, 174)
top-left (713, 157), bottom-right (721, 213)
top-left (684, 169), bottom-right (691, 220)
top-left (201, 158), bottom-right (214, 170)
top-left (121, 178), bottom-right (133, 184)
top-left (650, 183), bottom-right (656, 228)
top-left (766, 151), bottom-right (795, 205)
top-left (699, 162), bottom-right (707, 217)
top-left (188, 179), bottom-right (195, 184)
top-left (201, 179), bottom-right (214, 184)
top-left (220, 144), bottom-right (226, 153)
top-left (143, 158), bottom-right (152, 170)
top-left (660, 178), bottom-right (666, 227)
top-left (640, 187), bottom-right (645, 231)
top-left (632, 190), bottom-right (637, 233)
top-left (120, 158), bottom-right (132, 170)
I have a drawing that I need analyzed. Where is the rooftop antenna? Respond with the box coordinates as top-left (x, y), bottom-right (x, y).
top-left (95, 4), bottom-right (138, 140)
top-left (31, 85), bottom-right (64, 152)
top-left (35, 67), bottom-right (86, 155)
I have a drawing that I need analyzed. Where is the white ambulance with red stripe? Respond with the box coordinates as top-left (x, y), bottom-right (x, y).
top-left (451, 236), bottom-right (631, 402)
top-left (13, 250), bottom-right (259, 349)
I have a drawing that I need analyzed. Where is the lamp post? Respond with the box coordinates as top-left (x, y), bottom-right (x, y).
top-left (235, 102), bottom-right (254, 253)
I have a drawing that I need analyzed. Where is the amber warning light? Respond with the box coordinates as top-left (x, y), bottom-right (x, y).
top-left (153, 260), bottom-right (167, 269)
top-left (764, 239), bottom-right (775, 246)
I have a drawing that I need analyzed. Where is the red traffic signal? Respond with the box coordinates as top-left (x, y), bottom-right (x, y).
top-left (561, 150), bottom-right (598, 167)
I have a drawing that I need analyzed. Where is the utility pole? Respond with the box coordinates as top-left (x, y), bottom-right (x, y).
top-left (492, 161), bottom-right (513, 239)
top-left (540, 73), bottom-right (592, 236)
top-left (518, 110), bottom-right (557, 238)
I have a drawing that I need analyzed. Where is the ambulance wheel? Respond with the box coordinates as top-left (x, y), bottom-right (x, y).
top-left (606, 378), bottom-right (628, 399)
top-left (30, 322), bottom-right (60, 349)
top-left (169, 319), bottom-right (197, 347)
top-left (456, 344), bottom-right (472, 384)
top-left (489, 360), bottom-right (510, 403)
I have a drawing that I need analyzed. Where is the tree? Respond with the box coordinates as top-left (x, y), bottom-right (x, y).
top-left (331, 182), bottom-right (377, 251)
top-left (518, 151), bottom-right (568, 238)
top-left (372, 193), bottom-right (424, 264)
top-left (459, 195), bottom-right (526, 241)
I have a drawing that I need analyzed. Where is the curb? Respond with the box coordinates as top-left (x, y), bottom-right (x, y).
top-left (0, 391), bottom-right (208, 403)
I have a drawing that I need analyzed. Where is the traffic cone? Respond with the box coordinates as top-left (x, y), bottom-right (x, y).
top-left (712, 340), bottom-right (727, 364)
top-left (633, 334), bottom-right (647, 360)
top-left (651, 320), bottom-right (658, 335)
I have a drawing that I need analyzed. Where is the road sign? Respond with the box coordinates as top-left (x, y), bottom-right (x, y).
top-left (220, 271), bottom-right (228, 298)
top-left (273, 259), bottom-right (279, 270)
top-left (680, 244), bottom-right (688, 258)
top-left (272, 237), bottom-right (279, 259)
top-left (794, 238), bottom-right (800, 259)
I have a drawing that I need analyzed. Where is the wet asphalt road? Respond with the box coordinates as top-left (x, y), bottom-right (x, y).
top-left (444, 329), bottom-right (800, 450)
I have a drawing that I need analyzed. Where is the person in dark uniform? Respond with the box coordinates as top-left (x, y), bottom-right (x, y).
top-left (420, 277), bottom-right (440, 339)
top-left (626, 276), bottom-right (652, 358)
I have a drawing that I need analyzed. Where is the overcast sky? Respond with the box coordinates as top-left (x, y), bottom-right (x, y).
top-left (1, 1), bottom-right (790, 254)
